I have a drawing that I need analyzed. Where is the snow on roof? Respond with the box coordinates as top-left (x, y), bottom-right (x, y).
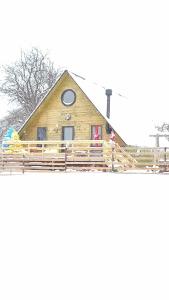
top-left (71, 72), bottom-right (166, 147)
top-left (70, 72), bottom-right (137, 145)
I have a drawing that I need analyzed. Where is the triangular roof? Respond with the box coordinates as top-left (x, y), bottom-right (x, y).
top-left (19, 70), bottom-right (130, 144)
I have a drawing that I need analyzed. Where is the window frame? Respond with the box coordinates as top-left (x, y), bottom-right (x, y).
top-left (61, 89), bottom-right (76, 106)
top-left (37, 127), bottom-right (47, 141)
top-left (91, 125), bottom-right (102, 140)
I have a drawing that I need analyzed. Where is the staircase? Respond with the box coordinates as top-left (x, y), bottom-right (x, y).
top-left (113, 143), bottom-right (137, 171)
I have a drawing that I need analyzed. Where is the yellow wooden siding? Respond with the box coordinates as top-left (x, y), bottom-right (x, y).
top-left (20, 73), bottom-right (125, 146)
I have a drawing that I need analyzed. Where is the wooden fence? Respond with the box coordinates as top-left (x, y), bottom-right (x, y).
top-left (1, 140), bottom-right (169, 173)
top-left (0, 140), bottom-right (113, 173)
top-left (116, 146), bottom-right (169, 172)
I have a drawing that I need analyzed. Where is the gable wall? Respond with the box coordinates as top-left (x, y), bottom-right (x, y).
top-left (20, 74), bottom-right (125, 145)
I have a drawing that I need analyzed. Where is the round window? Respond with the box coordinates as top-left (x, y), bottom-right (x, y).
top-left (61, 89), bottom-right (76, 106)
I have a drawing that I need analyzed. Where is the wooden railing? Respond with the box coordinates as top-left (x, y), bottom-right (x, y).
top-left (2, 140), bottom-right (168, 173)
top-left (115, 146), bottom-right (169, 172)
top-left (114, 143), bottom-right (137, 169)
top-left (0, 140), bottom-right (113, 173)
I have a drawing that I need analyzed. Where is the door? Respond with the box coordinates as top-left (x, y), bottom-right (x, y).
top-left (62, 126), bottom-right (74, 140)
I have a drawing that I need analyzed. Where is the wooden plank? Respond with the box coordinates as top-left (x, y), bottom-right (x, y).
top-left (0, 139), bottom-right (113, 173)
top-left (67, 163), bottom-right (106, 166)
top-left (4, 139), bottom-right (105, 145)
top-left (67, 167), bottom-right (111, 171)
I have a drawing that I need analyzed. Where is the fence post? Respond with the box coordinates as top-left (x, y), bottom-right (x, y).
top-left (2, 149), bottom-right (4, 172)
top-left (42, 143), bottom-right (44, 159)
top-left (22, 154), bottom-right (25, 174)
top-left (0, 151), bottom-right (1, 172)
top-left (164, 147), bottom-right (167, 172)
top-left (65, 144), bottom-right (67, 172)
top-left (111, 144), bottom-right (115, 172)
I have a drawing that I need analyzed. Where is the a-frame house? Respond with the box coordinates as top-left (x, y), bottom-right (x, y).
top-left (19, 70), bottom-right (126, 146)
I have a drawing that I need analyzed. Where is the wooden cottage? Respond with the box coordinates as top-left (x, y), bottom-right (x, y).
top-left (19, 70), bottom-right (126, 146)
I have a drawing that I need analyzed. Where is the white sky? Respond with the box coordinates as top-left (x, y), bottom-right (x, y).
top-left (0, 0), bottom-right (169, 145)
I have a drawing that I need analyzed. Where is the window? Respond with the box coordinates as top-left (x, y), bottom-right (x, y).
top-left (61, 89), bottom-right (76, 106)
top-left (91, 125), bottom-right (102, 140)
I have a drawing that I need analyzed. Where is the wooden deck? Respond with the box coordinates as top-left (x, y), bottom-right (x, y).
top-left (2, 140), bottom-right (168, 173)
top-left (0, 140), bottom-right (113, 173)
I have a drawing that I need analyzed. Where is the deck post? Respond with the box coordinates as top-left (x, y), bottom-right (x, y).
top-left (164, 147), bottom-right (167, 172)
top-left (2, 149), bottom-right (4, 171)
top-left (22, 154), bottom-right (25, 174)
top-left (65, 144), bottom-right (67, 172)
top-left (111, 145), bottom-right (115, 172)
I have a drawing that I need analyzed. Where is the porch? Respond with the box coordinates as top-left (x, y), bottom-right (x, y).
top-left (0, 140), bottom-right (113, 173)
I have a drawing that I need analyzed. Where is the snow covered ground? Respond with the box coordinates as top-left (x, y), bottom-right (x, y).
top-left (0, 172), bottom-right (169, 300)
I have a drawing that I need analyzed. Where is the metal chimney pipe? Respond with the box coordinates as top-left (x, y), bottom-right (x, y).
top-left (105, 89), bottom-right (112, 118)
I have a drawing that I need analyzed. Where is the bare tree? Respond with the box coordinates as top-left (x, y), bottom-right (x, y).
top-left (155, 122), bottom-right (169, 132)
top-left (0, 47), bottom-right (60, 129)
top-left (0, 107), bottom-right (27, 131)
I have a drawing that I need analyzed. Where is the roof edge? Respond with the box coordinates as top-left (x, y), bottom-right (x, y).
top-left (69, 73), bottom-right (126, 145)
top-left (18, 70), bottom-right (68, 134)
